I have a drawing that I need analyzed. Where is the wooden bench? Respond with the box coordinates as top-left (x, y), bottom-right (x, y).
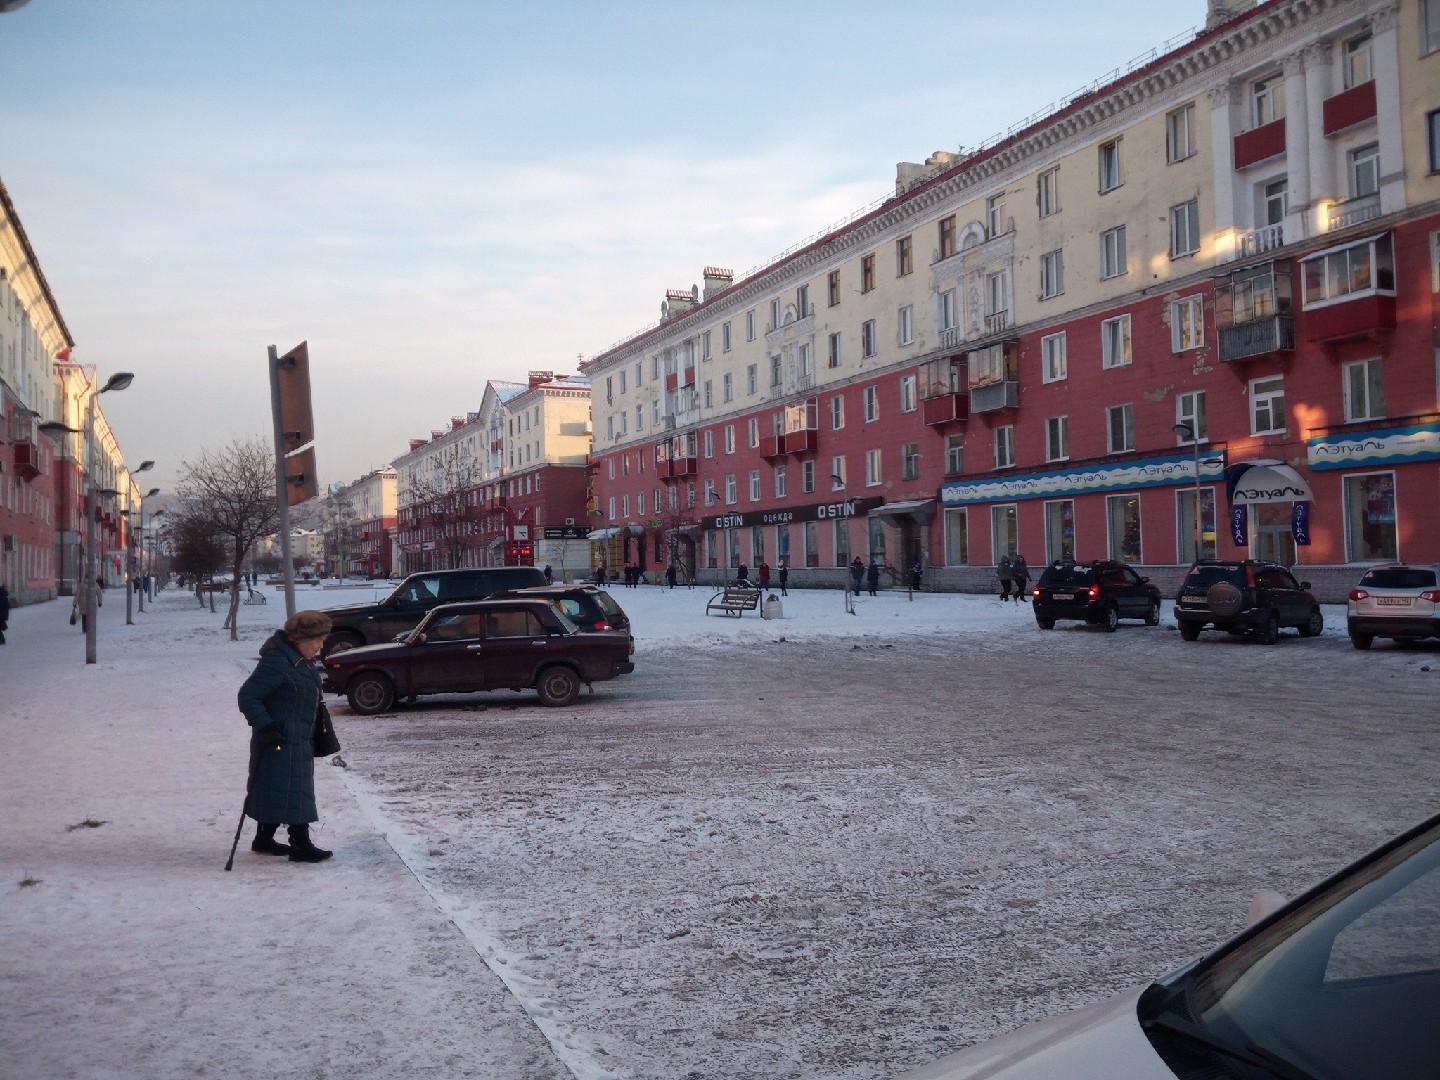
top-left (706, 586), bottom-right (762, 617)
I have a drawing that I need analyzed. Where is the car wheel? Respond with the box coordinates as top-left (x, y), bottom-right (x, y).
top-left (1299, 608), bottom-right (1324, 638)
top-left (1207, 582), bottom-right (1244, 619)
top-left (1260, 612), bottom-right (1280, 645)
top-left (1179, 620), bottom-right (1201, 641)
top-left (323, 631), bottom-right (364, 658)
top-left (346, 672), bottom-right (395, 715)
top-left (535, 665), bottom-right (580, 707)
top-left (1350, 631), bottom-right (1373, 650)
top-left (1035, 617), bottom-right (1055, 630)
top-left (1144, 600), bottom-right (1160, 627)
top-left (1102, 602), bottom-right (1119, 633)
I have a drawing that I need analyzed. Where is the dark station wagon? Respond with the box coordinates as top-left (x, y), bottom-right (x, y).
top-left (321, 598), bottom-right (635, 714)
top-left (1031, 560), bottom-right (1162, 632)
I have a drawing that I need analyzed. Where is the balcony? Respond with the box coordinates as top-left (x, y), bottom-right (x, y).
top-left (12, 440), bottom-right (40, 481)
top-left (663, 456), bottom-right (697, 480)
top-left (1234, 117), bottom-right (1286, 170)
top-left (1327, 194), bottom-right (1381, 232)
top-left (983, 310), bottom-right (1010, 336)
top-left (782, 428), bottom-right (818, 455)
top-left (922, 392), bottom-right (969, 428)
top-left (1323, 80), bottom-right (1376, 136)
top-left (664, 367), bottom-right (697, 392)
top-left (939, 326), bottom-right (963, 351)
top-left (970, 381), bottom-right (1018, 413)
top-left (1235, 224), bottom-right (1284, 258)
top-left (1219, 316), bottom-right (1295, 362)
top-left (1303, 294), bottom-right (1395, 345)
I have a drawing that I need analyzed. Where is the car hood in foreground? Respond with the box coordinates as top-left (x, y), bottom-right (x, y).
top-left (327, 640), bottom-right (408, 664)
top-left (893, 986), bottom-right (1173, 1080)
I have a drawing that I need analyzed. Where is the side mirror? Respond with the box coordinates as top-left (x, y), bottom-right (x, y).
top-left (1246, 889), bottom-right (1286, 926)
top-left (1140, 576), bottom-right (1150, 584)
top-left (1299, 582), bottom-right (1312, 590)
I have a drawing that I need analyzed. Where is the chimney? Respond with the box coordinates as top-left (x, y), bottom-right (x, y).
top-left (895, 150), bottom-right (964, 195)
top-left (528, 370), bottom-right (554, 389)
top-left (1206, 0), bottom-right (1256, 29)
top-left (702, 266), bottom-right (734, 301)
top-left (450, 416), bottom-right (465, 431)
top-left (431, 429), bottom-right (444, 441)
top-left (661, 287), bottom-right (697, 322)
top-left (409, 438), bottom-right (426, 452)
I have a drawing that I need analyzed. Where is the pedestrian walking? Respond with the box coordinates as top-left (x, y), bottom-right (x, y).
top-left (849, 557), bottom-right (865, 596)
top-left (757, 562), bottom-right (771, 590)
top-left (666, 562), bottom-right (678, 589)
top-left (0, 583), bottom-right (9, 645)
top-left (909, 555), bottom-right (923, 591)
top-left (543, 563), bottom-right (554, 584)
top-left (866, 558), bottom-right (880, 597)
top-left (1011, 554), bottom-right (1031, 603)
top-left (736, 562), bottom-right (750, 585)
top-left (997, 555), bottom-right (1013, 601)
top-left (236, 609), bottom-right (335, 864)
top-left (778, 560), bottom-right (789, 596)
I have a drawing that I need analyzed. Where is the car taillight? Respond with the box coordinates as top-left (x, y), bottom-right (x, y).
top-left (1246, 566), bottom-right (1257, 587)
top-left (1421, 590), bottom-right (1440, 603)
top-left (1088, 585), bottom-right (1100, 600)
top-left (1031, 586), bottom-right (1039, 598)
top-left (1349, 588), bottom-right (1369, 602)
top-left (594, 620), bottom-right (610, 630)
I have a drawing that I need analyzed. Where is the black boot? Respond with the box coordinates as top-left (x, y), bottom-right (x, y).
top-left (251, 822), bottom-right (289, 856)
top-left (287, 824), bottom-right (332, 863)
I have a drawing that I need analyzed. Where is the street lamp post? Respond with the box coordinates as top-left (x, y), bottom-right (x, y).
top-left (831, 475), bottom-right (855, 615)
top-left (1173, 423), bottom-right (1203, 562)
top-left (124, 463), bottom-right (155, 625)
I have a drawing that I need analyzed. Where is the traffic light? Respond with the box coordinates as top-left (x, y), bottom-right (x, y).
top-left (506, 542), bottom-right (533, 566)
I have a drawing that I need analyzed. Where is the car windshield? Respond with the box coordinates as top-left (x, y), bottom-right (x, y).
top-left (1158, 818), bottom-right (1440, 1079)
top-left (1359, 567), bottom-right (1437, 589)
top-left (1185, 564), bottom-right (1244, 587)
top-left (1038, 564), bottom-right (1094, 586)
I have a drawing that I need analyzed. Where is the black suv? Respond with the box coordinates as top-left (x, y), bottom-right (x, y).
top-left (1174, 559), bottom-right (1324, 644)
top-left (1032, 560), bottom-right (1162, 632)
top-left (321, 566), bottom-right (546, 654)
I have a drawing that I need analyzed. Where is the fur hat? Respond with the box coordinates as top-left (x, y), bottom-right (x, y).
top-left (284, 610), bottom-right (332, 641)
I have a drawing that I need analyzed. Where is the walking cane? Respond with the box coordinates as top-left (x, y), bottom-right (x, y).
top-left (223, 808), bottom-right (247, 871)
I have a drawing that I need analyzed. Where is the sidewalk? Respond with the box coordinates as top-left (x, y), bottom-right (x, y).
top-left (0, 590), bottom-right (571, 1080)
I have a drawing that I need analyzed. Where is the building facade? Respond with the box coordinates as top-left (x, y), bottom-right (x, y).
top-left (582, 0), bottom-right (1440, 598)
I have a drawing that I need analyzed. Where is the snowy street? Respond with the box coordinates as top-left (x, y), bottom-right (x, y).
top-left (2, 580), bottom-right (1435, 1079)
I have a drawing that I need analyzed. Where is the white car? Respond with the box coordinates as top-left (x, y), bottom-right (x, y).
top-left (894, 811), bottom-right (1440, 1079)
top-left (1346, 564), bottom-right (1440, 650)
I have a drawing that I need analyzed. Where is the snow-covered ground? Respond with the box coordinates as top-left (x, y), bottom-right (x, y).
top-left (2, 580), bottom-right (1435, 1079)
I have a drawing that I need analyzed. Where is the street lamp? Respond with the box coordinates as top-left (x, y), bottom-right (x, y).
top-left (124, 462), bottom-right (154, 625)
top-left (1173, 423), bottom-right (1203, 562)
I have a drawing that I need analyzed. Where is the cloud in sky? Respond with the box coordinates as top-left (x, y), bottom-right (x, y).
top-left (0, 0), bottom-right (1204, 490)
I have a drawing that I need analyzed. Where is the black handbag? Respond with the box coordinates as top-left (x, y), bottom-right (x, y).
top-left (313, 701), bottom-right (341, 757)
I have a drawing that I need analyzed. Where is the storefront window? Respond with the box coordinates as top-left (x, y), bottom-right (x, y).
top-left (1044, 500), bottom-right (1075, 563)
top-left (1176, 488), bottom-right (1216, 563)
top-left (944, 508), bottom-right (969, 566)
top-left (728, 528), bottom-right (741, 568)
top-left (868, 518), bottom-right (887, 562)
top-left (1344, 472), bottom-right (1397, 561)
top-left (803, 521), bottom-right (818, 567)
top-left (751, 525), bottom-right (764, 564)
top-left (776, 524), bottom-right (790, 563)
top-left (991, 504), bottom-right (1018, 561)
top-left (1107, 495), bottom-right (1141, 562)
top-left (705, 530), bottom-right (718, 569)
top-left (834, 520), bottom-right (850, 566)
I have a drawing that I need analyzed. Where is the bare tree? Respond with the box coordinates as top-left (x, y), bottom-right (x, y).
top-left (407, 445), bottom-right (480, 570)
top-left (168, 506), bottom-right (227, 606)
top-left (176, 437), bottom-right (281, 640)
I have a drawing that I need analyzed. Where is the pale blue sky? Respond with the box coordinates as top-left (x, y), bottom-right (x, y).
top-left (1, 0), bottom-right (1204, 491)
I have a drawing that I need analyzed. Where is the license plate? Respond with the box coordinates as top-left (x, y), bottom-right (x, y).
top-left (1179, 596), bottom-right (1206, 606)
top-left (1051, 593), bottom-right (1074, 601)
top-left (1377, 596), bottom-right (1413, 606)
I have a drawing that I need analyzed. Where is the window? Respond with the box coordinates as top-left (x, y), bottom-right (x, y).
top-left (1430, 110), bottom-right (1440, 174)
top-left (1101, 225), bottom-right (1127, 278)
top-left (722, 321), bottom-right (731, 352)
top-left (703, 380), bottom-right (713, 408)
top-left (1172, 295), bottom-right (1204, 352)
top-left (773, 465), bottom-right (787, 498)
top-left (1101, 314), bottom-right (1132, 369)
top-left (749, 470), bottom-right (761, 501)
top-left (828, 270), bottom-right (841, 307)
top-left (1107, 495), bottom-right (1141, 562)
top-left (1107, 403), bottom-right (1135, 453)
top-left (1099, 139), bottom-right (1121, 192)
top-left (985, 270), bottom-right (1009, 319)
top-left (724, 425), bottom-right (736, 454)
top-left (1043, 500), bottom-right (1076, 563)
top-left (1170, 199), bottom-right (1200, 258)
top-left (939, 215), bottom-right (956, 259)
top-left (992, 504), bottom-right (1018, 561)
top-left (1427, 0), bottom-right (1440, 55)
top-left (748, 417), bottom-right (759, 448)
top-left (1041, 331), bottom-right (1067, 383)
top-left (796, 284), bottom-right (810, 317)
top-left (1166, 103), bottom-right (1195, 163)
top-left (1343, 472), bottom-right (1397, 561)
top-left (831, 456), bottom-right (846, 488)
top-left (636, 404), bottom-right (644, 430)
top-left (746, 364), bottom-right (757, 395)
top-left (607, 457), bottom-right (616, 479)
top-left (1301, 234), bottom-right (1395, 307)
top-left (801, 460), bottom-right (815, 493)
top-left (1253, 74), bottom-right (1284, 126)
top-left (824, 332), bottom-right (841, 369)
top-left (830, 395), bottom-right (845, 430)
top-left (1038, 167), bottom-right (1060, 217)
top-left (945, 434), bottom-right (964, 475)
top-left (770, 355), bottom-right (782, 387)
top-left (702, 331), bottom-right (712, 360)
top-left (899, 374), bottom-right (917, 413)
top-left (1046, 415), bottom-right (1069, 462)
top-left (1177, 390), bottom-right (1207, 442)
top-left (861, 254), bottom-right (875, 293)
top-left (896, 235), bottom-right (913, 276)
top-left (1263, 178), bottom-right (1289, 225)
top-left (703, 430), bottom-right (714, 457)
top-left (1177, 486), bottom-right (1216, 563)
top-left (634, 361), bottom-right (643, 386)
top-left (902, 442), bottom-right (920, 481)
top-left (746, 310), bottom-right (756, 341)
top-left (1040, 249), bottom-right (1064, 299)
top-left (861, 319), bottom-right (877, 358)
top-left (865, 449), bottom-right (882, 486)
top-left (897, 306), bottom-right (914, 346)
top-left (724, 474), bottom-right (737, 505)
top-left (621, 493), bottom-right (629, 518)
top-left (618, 370), bottom-right (627, 394)
top-left (723, 373), bottom-right (734, 402)
top-left (994, 425), bottom-right (1015, 469)
top-left (1250, 376), bottom-right (1286, 434)
top-left (863, 385), bottom-right (879, 422)
top-left (1350, 143), bottom-right (1380, 198)
top-left (769, 299), bottom-right (780, 331)
top-left (986, 194), bottom-right (1006, 239)
top-left (1344, 358), bottom-right (1385, 421)
top-left (1344, 33), bottom-right (1373, 89)
top-left (940, 289), bottom-right (957, 331)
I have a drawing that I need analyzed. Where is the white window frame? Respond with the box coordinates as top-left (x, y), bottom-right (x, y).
top-left (723, 373), bottom-right (733, 402)
top-left (1040, 249), bottom-right (1064, 299)
top-left (749, 470), bottom-right (761, 501)
top-left (775, 464), bottom-right (788, 498)
top-left (864, 385), bottom-right (879, 422)
top-left (940, 289), bottom-right (957, 331)
top-left (1099, 139), bottom-right (1121, 192)
top-left (828, 332), bottom-right (841, 368)
top-left (1344, 33), bottom-right (1373, 89)
top-left (724, 425), bottom-right (735, 454)
top-left (1046, 415), bottom-right (1069, 463)
top-left (1350, 142), bottom-right (1380, 199)
top-left (1177, 391), bottom-right (1207, 442)
top-left (1166, 103), bottom-right (1195, 163)
top-left (1250, 376), bottom-right (1287, 435)
top-left (1107, 403), bottom-right (1135, 454)
top-left (1263, 177), bottom-right (1289, 226)
top-left (831, 456), bottom-right (846, 489)
top-left (1300, 234), bottom-right (1395, 309)
top-left (897, 305), bottom-right (914, 346)
top-left (865, 449), bottom-right (882, 486)
top-left (703, 430), bottom-right (714, 457)
top-left (1101, 225), bottom-right (1127, 279)
top-left (1038, 166), bottom-right (1060, 217)
top-left (1253, 74), bottom-right (1284, 126)
top-left (1170, 199), bottom-right (1200, 258)
top-left (1041, 331), bottom-right (1067, 384)
top-left (861, 319), bottom-right (877, 358)
top-left (899, 374), bottom-right (917, 413)
top-left (747, 364), bottom-right (758, 395)
top-left (986, 194), bottom-right (1006, 239)
top-left (1101, 314), bottom-right (1132, 369)
top-left (830, 395), bottom-right (845, 430)
top-left (748, 417), bottom-right (759, 448)
top-left (1343, 357), bottom-right (1385, 422)
top-left (902, 442), bottom-right (920, 481)
top-left (1171, 295), bottom-right (1204, 352)
top-left (801, 460), bottom-right (815, 493)
top-left (724, 474), bottom-right (737, 505)
top-left (945, 434), bottom-right (964, 475)
top-left (994, 425), bottom-right (1015, 469)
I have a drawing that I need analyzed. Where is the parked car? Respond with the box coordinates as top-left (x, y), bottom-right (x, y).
top-left (1346, 564), bottom-right (1440, 650)
top-left (321, 598), bottom-right (635, 714)
top-left (892, 809), bottom-right (1440, 1079)
top-left (320, 566), bottom-right (546, 655)
top-left (488, 584), bottom-right (632, 635)
top-left (1031, 560), bottom-right (1161, 631)
top-left (1173, 559), bottom-right (1324, 644)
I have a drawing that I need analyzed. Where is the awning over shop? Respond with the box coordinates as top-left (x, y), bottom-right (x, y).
top-left (623, 524), bottom-right (646, 536)
top-left (868, 499), bottom-right (937, 525)
top-left (1225, 460), bottom-right (1314, 505)
top-left (587, 527), bottom-right (620, 541)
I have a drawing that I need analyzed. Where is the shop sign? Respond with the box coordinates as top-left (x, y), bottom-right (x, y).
top-left (702, 496), bottom-right (882, 531)
top-left (941, 452), bottom-right (1225, 506)
top-left (1306, 422), bottom-right (1440, 471)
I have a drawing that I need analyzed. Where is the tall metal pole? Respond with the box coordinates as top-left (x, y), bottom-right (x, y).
top-left (269, 345), bottom-right (297, 619)
top-left (83, 390), bottom-right (99, 664)
top-left (1192, 438), bottom-right (1203, 560)
top-left (125, 488), bottom-right (135, 626)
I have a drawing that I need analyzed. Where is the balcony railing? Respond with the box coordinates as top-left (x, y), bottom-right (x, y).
top-left (970, 381), bottom-right (1018, 413)
top-left (983, 310), bottom-right (1011, 336)
top-left (922, 392), bottom-right (969, 428)
top-left (939, 326), bottom-right (963, 351)
top-left (1218, 316), bottom-right (1295, 362)
top-left (1236, 223), bottom-right (1284, 258)
top-left (1328, 194), bottom-right (1381, 232)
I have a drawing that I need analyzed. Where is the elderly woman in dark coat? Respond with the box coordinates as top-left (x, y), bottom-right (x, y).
top-left (238, 610), bottom-right (333, 863)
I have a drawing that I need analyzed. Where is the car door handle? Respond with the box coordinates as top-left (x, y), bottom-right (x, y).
top-left (532, 640), bottom-right (548, 647)
top-left (466, 644), bottom-right (484, 651)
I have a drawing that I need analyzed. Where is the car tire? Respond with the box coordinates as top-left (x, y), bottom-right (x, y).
top-left (1260, 612), bottom-right (1280, 645)
top-left (1350, 631), bottom-right (1373, 650)
top-left (347, 672), bottom-right (395, 715)
top-left (1299, 608), bottom-right (1324, 638)
top-left (1179, 620), bottom-right (1201, 641)
top-left (1102, 602), bottom-right (1119, 633)
top-left (323, 631), bottom-right (365, 658)
top-left (1035, 617), bottom-right (1055, 630)
top-left (535, 665), bottom-right (580, 707)
top-left (1144, 600), bottom-right (1160, 627)
top-left (1207, 582), bottom-right (1244, 619)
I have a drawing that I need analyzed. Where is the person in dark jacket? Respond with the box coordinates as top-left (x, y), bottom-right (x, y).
top-left (849, 557), bottom-right (865, 596)
top-left (0, 584), bottom-right (9, 644)
top-left (237, 609), bottom-right (334, 863)
top-left (909, 555), bottom-right (923, 591)
top-left (1011, 554), bottom-right (1031, 603)
top-left (997, 555), bottom-right (1014, 601)
top-left (777, 560), bottom-right (788, 596)
top-left (866, 558), bottom-right (880, 597)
